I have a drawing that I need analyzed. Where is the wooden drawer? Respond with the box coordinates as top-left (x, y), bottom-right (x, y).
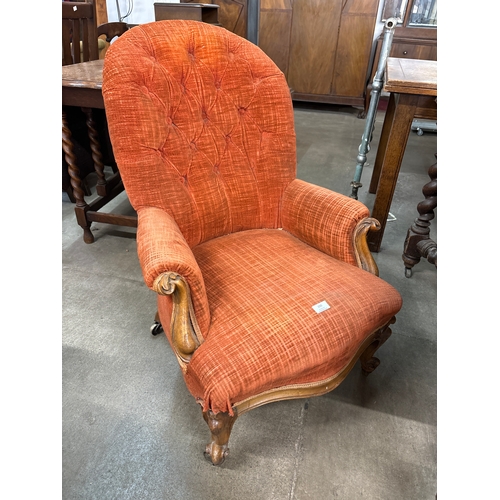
top-left (390, 42), bottom-right (437, 61)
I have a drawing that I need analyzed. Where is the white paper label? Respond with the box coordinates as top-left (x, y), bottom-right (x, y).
top-left (312, 301), bottom-right (330, 313)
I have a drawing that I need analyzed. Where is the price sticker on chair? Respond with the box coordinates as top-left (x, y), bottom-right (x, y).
top-left (312, 301), bottom-right (330, 314)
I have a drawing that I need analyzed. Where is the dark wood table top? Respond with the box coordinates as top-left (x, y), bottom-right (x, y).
top-left (384, 57), bottom-right (437, 96)
top-left (62, 59), bottom-right (104, 90)
top-left (62, 59), bottom-right (105, 108)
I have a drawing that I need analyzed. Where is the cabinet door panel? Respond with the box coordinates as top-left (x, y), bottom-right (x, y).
top-left (259, 0), bottom-right (293, 78)
top-left (288, 0), bottom-right (342, 95)
top-left (332, 13), bottom-right (376, 97)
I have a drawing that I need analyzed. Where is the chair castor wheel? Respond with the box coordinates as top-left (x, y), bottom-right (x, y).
top-left (150, 321), bottom-right (164, 336)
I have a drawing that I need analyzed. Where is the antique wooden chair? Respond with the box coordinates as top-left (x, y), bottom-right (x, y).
top-left (102, 20), bottom-right (403, 465)
top-left (62, 3), bottom-right (125, 202)
top-left (62, 1), bottom-right (99, 65)
top-left (62, 0), bottom-right (99, 200)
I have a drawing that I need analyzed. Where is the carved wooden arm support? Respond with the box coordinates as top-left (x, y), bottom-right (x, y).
top-left (153, 272), bottom-right (202, 364)
top-left (281, 179), bottom-right (379, 274)
top-left (353, 217), bottom-right (380, 276)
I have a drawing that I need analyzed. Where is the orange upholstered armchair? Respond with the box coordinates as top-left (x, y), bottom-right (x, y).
top-left (102, 20), bottom-right (403, 465)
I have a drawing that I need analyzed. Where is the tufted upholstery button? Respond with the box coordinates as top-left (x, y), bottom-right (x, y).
top-left (190, 142), bottom-right (197, 151)
top-left (213, 164), bottom-right (220, 174)
top-left (238, 107), bottom-right (247, 115)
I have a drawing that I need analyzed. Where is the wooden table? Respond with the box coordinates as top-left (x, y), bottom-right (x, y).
top-left (62, 59), bottom-right (137, 244)
top-left (367, 57), bottom-right (437, 252)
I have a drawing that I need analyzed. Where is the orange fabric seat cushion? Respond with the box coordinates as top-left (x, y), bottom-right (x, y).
top-left (162, 229), bottom-right (402, 415)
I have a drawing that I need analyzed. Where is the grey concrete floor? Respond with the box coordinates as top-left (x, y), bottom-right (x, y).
top-left (62, 102), bottom-right (437, 500)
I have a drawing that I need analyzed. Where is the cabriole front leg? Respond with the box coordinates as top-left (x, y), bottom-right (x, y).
top-left (202, 409), bottom-right (238, 466)
top-left (360, 317), bottom-right (395, 375)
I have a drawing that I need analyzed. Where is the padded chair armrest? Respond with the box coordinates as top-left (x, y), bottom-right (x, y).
top-left (137, 206), bottom-right (210, 338)
top-left (281, 179), bottom-right (379, 274)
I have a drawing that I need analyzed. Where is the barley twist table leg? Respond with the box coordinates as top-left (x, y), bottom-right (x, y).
top-left (82, 107), bottom-right (107, 197)
top-left (62, 110), bottom-right (94, 244)
top-left (402, 157), bottom-right (437, 277)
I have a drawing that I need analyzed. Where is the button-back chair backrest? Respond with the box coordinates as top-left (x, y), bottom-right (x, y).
top-left (103, 21), bottom-right (297, 248)
top-left (62, 1), bottom-right (98, 65)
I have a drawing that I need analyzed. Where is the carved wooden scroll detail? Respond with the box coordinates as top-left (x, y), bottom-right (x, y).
top-left (153, 272), bottom-right (202, 365)
top-left (353, 217), bottom-right (380, 276)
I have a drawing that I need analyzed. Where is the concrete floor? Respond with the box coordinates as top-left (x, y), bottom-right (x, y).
top-left (62, 102), bottom-right (437, 500)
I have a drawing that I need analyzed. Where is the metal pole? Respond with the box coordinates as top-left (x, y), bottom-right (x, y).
top-left (247, 0), bottom-right (261, 45)
top-left (115, 0), bottom-right (122, 22)
top-left (349, 17), bottom-right (398, 200)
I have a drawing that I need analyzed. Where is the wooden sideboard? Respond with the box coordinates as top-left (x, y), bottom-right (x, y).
top-left (182, 0), bottom-right (382, 112)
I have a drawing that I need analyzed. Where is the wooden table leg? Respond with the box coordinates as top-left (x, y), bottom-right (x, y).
top-left (402, 157), bottom-right (437, 277)
top-left (62, 110), bottom-right (95, 244)
top-left (369, 92), bottom-right (397, 195)
top-left (367, 92), bottom-right (419, 253)
top-left (82, 107), bottom-right (109, 197)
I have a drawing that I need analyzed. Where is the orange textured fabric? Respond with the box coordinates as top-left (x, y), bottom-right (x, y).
top-left (102, 20), bottom-right (296, 248)
top-left (182, 229), bottom-right (402, 415)
top-left (282, 179), bottom-right (370, 266)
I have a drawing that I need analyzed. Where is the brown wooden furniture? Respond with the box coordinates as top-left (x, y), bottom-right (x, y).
top-left (367, 57), bottom-right (437, 252)
top-left (62, 0), bottom-right (102, 201)
top-left (154, 3), bottom-right (220, 24)
top-left (97, 21), bottom-right (129, 42)
top-left (62, 1), bottom-right (99, 66)
top-left (402, 155), bottom-right (437, 277)
top-left (364, 0), bottom-right (437, 115)
top-left (96, 21), bottom-right (130, 59)
top-left (183, 0), bottom-right (247, 36)
top-left (183, 0), bottom-right (381, 113)
top-left (62, 60), bottom-right (137, 243)
top-left (94, 0), bottom-right (108, 25)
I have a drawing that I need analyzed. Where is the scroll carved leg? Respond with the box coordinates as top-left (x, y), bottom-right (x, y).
top-left (360, 318), bottom-right (395, 375)
top-left (82, 107), bottom-right (107, 197)
top-left (202, 409), bottom-right (237, 466)
top-left (62, 110), bottom-right (94, 244)
top-left (403, 157), bottom-right (437, 277)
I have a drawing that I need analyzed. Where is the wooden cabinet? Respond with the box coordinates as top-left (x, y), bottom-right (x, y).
top-left (182, 0), bottom-right (248, 37)
top-left (154, 3), bottom-right (221, 24)
top-left (365, 0), bottom-right (437, 114)
top-left (183, 0), bottom-right (382, 111)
